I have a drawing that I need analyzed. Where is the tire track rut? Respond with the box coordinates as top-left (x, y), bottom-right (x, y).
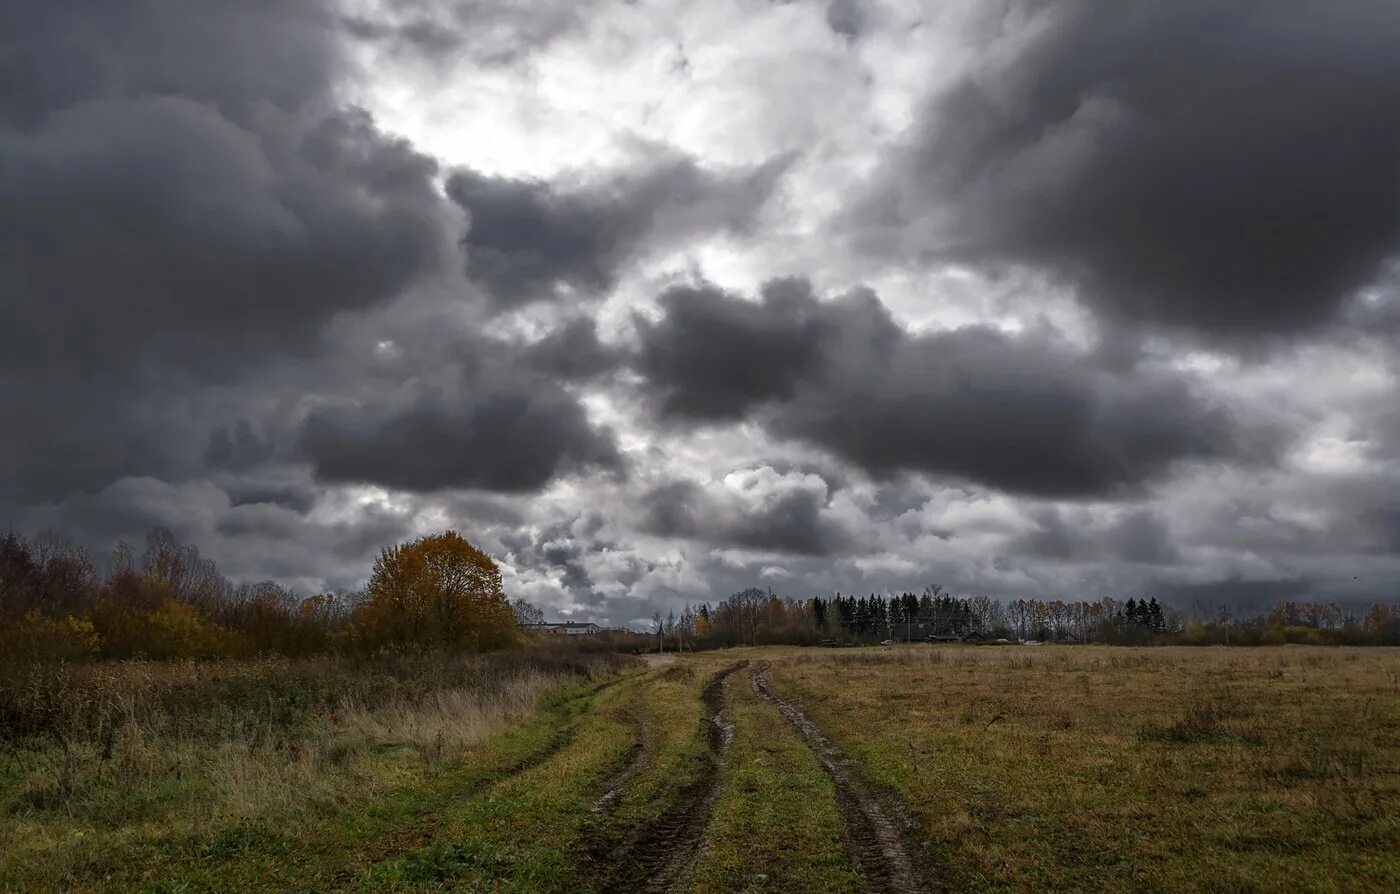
top-left (332, 673), bottom-right (630, 887)
top-left (589, 662), bottom-right (743, 893)
top-left (590, 703), bottom-right (647, 814)
top-left (752, 662), bottom-right (938, 894)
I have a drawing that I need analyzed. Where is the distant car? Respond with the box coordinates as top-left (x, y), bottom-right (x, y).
top-left (879, 639), bottom-right (893, 645)
top-left (994, 638), bottom-right (1013, 645)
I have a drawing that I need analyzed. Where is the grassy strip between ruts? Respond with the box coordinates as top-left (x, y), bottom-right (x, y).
top-left (364, 660), bottom-right (717, 892)
top-left (2, 670), bottom-right (636, 893)
top-left (581, 660), bottom-right (720, 891)
top-left (685, 663), bottom-right (863, 894)
top-left (769, 645), bottom-right (1400, 893)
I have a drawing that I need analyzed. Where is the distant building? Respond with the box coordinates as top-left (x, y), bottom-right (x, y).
top-left (523, 621), bottom-right (604, 636)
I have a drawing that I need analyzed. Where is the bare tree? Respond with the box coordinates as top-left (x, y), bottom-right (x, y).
top-left (512, 598), bottom-right (545, 627)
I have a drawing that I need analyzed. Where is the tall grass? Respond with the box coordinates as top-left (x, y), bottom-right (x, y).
top-left (1, 650), bottom-right (632, 832)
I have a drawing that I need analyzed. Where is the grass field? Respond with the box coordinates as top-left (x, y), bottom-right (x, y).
top-left (3, 646), bottom-right (1398, 892)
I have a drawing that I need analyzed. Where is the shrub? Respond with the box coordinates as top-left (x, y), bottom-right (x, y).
top-left (0, 611), bottom-right (100, 663)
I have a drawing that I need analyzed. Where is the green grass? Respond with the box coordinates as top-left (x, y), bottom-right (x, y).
top-left (687, 664), bottom-right (862, 894)
top-left (0, 654), bottom-right (632, 892)
top-left (6, 646), bottom-right (1397, 892)
top-left (366, 661), bottom-right (721, 892)
top-left (363, 675), bottom-right (642, 892)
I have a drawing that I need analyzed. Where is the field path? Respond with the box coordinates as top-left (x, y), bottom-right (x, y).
top-left (589, 661), bottom-right (743, 893)
top-left (590, 701), bottom-right (648, 814)
top-left (323, 674), bottom-right (633, 887)
top-left (752, 662), bottom-right (936, 894)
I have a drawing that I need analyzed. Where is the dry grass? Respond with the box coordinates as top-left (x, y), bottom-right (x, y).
top-left (7, 645), bottom-right (1396, 892)
top-left (0, 650), bottom-right (631, 887)
top-left (771, 645), bottom-right (1400, 892)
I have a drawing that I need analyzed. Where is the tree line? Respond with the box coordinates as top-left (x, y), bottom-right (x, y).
top-left (5, 526), bottom-right (1398, 664)
top-left (653, 586), bottom-right (1400, 649)
top-left (0, 528), bottom-right (522, 664)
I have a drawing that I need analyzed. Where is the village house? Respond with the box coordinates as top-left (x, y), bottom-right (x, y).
top-left (523, 621), bottom-right (604, 636)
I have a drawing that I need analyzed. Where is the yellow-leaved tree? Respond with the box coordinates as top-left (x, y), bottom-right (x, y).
top-left (353, 531), bottom-right (518, 651)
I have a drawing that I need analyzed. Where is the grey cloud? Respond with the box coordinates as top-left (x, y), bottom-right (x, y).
top-left (1, 101), bottom-right (452, 375)
top-left (343, 0), bottom-right (596, 66)
top-left (447, 155), bottom-right (786, 308)
top-left (1016, 507), bottom-right (1180, 565)
top-left (19, 475), bottom-right (414, 592)
top-left (634, 279), bottom-right (1270, 497)
top-left (1146, 577), bottom-right (1314, 617)
top-left (223, 481), bottom-right (319, 515)
top-left (635, 279), bottom-right (831, 420)
top-left (1, 2), bottom-right (339, 129)
top-left (298, 377), bottom-right (622, 494)
top-left (8, 0), bottom-right (1400, 622)
top-left (864, 0), bottom-right (1400, 339)
top-left (496, 517), bottom-right (635, 608)
top-left (825, 0), bottom-right (865, 39)
top-left (206, 421), bottom-right (279, 473)
top-left (639, 473), bottom-right (853, 557)
top-left (522, 317), bottom-right (622, 381)
top-left (0, 0), bottom-right (462, 504)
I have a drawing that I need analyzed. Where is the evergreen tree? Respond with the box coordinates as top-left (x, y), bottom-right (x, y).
top-left (1148, 597), bottom-right (1165, 632)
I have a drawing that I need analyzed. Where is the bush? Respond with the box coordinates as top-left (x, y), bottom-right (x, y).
top-left (0, 611), bottom-right (100, 664)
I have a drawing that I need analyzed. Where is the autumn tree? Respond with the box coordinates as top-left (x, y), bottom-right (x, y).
top-left (353, 531), bottom-right (517, 651)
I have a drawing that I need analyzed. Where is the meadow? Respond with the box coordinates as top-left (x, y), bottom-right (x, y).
top-left (2, 645), bottom-right (1397, 892)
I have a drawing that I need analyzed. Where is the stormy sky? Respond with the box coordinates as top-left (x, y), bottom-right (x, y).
top-left (5, 0), bottom-right (1400, 625)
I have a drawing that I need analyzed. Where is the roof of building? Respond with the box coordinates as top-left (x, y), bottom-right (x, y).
top-left (524, 621), bottom-right (602, 629)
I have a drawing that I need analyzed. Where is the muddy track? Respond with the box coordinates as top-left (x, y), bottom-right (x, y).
top-left (588, 662), bottom-right (743, 894)
top-left (327, 673), bottom-right (630, 887)
top-left (752, 662), bottom-right (938, 894)
top-left (591, 702), bottom-right (648, 814)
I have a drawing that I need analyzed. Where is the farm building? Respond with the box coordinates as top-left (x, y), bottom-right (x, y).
top-left (524, 621), bottom-right (604, 636)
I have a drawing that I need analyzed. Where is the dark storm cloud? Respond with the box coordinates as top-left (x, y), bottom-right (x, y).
top-left (0, 0), bottom-right (460, 503)
top-left (865, 0), bottom-right (1400, 339)
top-left (205, 421), bottom-right (279, 473)
top-left (635, 278), bottom-right (1270, 497)
top-left (521, 317), bottom-right (622, 381)
top-left (343, 0), bottom-right (597, 66)
top-left (825, 0), bottom-right (865, 39)
top-left (9, 0), bottom-right (1399, 618)
top-left (635, 279), bottom-right (828, 419)
top-left (342, 14), bottom-right (462, 59)
top-left (1, 102), bottom-right (451, 374)
top-left (640, 476), bottom-right (853, 557)
top-left (1359, 505), bottom-right (1400, 553)
top-left (447, 155), bottom-right (786, 308)
top-left (0, 2), bottom-right (339, 128)
top-left (1146, 577), bottom-right (1314, 616)
top-left (297, 378), bottom-right (622, 494)
top-left (223, 481), bottom-right (319, 515)
top-left (1016, 507), bottom-right (1180, 565)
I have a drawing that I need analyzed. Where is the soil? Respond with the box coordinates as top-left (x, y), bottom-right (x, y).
top-left (588, 662), bottom-right (743, 893)
top-left (751, 662), bottom-right (939, 894)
